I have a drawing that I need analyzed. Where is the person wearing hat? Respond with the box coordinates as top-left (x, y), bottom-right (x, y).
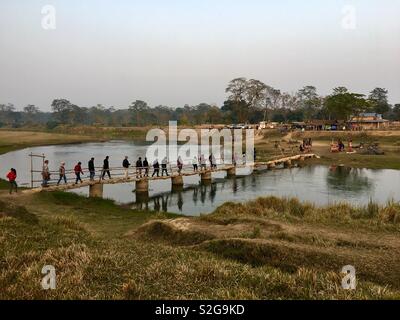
top-left (42, 160), bottom-right (50, 187)
top-left (57, 162), bottom-right (67, 185)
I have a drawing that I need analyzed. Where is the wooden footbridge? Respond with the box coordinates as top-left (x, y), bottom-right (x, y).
top-left (28, 153), bottom-right (319, 197)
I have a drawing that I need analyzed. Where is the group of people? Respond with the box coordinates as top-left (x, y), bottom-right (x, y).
top-left (42, 154), bottom-right (228, 187)
top-left (299, 138), bottom-right (313, 153)
top-left (330, 139), bottom-right (353, 153)
top-left (40, 153), bottom-right (226, 187)
top-left (6, 149), bottom-right (257, 192)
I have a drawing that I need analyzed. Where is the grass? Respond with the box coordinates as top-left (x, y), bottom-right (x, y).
top-left (256, 129), bottom-right (400, 170)
top-left (0, 130), bottom-right (105, 155)
top-left (1, 190), bottom-right (399, 300)
top-left (1, 128), bottom-right (400, 299)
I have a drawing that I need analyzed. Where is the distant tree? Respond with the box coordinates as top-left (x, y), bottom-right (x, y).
top-left (297, 86), bottom-right (321, 120)
top-left (246, 79), bottom-right (267, 109)
top-left (221, 99), bottom-right (249, 123)
top-left (226, 77), bottom-right (248, 102)
top-left (51, 99), bottom-right (72, 124)
top-left (324, 87), bottom-right (369, 120)
top-left (0, 103), bottom-right (17, 126)
top-left (225, 78), bottom-right (252, 123)
top-left (0, 103), bottom-right (15, 112)
top-left (23, 105), bottom-right (40, 114)
top-left (388, 104), bottom-right (400, 121)
top-left (129, 100), bottom-right (150, 126)
top-left (368, 88), bottom-right (390, 114)
top-left (264, 86), bottom-right (281, 121)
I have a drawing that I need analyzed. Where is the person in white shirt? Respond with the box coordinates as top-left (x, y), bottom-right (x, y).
top-left (192, 156), bottom-right (198, 172)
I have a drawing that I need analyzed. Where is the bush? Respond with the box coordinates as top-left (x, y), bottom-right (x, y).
top-left (46, 120), bottom-right (59, 130)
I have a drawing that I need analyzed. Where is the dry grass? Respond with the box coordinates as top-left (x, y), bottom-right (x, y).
top-left (0, 130), bottom-right (104, 155)
top-left (1, 191), bottom-right (400, 299)
top-left (256, 129), bottom-right (400, 169)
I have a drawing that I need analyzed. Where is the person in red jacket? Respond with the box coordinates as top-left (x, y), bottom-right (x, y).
top-left (74, 162), bottom-right (84, 185)
top-left (6, 168), bottom-right (17, 194)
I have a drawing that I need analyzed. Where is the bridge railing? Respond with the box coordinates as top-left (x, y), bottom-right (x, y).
top-left (31, 162), bottom-right (242, 187)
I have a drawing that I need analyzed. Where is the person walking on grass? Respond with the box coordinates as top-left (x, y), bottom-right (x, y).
top-left (123, 156), bottom-right (131, 179)
top-left (88, 157), bottom-right (95, 181)
top-left (42, 160), bottom-right (50, 187)
top-left (102, 156), bottom-right (111, 180)
top-left (6, 168), bottom-right (17, 194)
top-left (74, 162), bottom-right (84, 184)
top-left (57, 162), bottom-right (67, 185)
top-left (152, 159), bottom-right (160, 177)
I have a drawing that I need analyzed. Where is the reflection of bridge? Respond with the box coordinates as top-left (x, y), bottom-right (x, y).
top-left (27, 154), bottom-right (319, 197)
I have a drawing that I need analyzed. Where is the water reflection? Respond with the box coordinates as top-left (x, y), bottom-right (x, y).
top-left (129, 165), bottom-right (382, 215)
top-left (327, 166), bottom-right (373, 194)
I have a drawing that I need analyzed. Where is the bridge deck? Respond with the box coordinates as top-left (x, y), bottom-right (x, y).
top-left (27, 153), bottom-right (319, 193)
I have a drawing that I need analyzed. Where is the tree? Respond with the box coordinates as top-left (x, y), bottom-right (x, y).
top-left (221, 99), bottom-right (249, 123)
top-left (129, 100), bottom-right (150, 126)
top-left (368, 88), bottom-right (390, 114)
top-left (388, 104), bottom-right (400, 121)
top-left (51, 99), bottom-right (72, 124)
top-left (324, 87), bottom-right (369, 121)
top-left (23, 105), bottom-right (40, 114)
top-left (225, 78), bottom-right (252, 123)
top-left (225, 77), bottom-right (248, 102)
top-left (297, 86), bottom-right (321, 120)
top-left (0, 103), bottom-right (15, 112)
top-left (0, 103), bottom-right (17, 126)
top-left (246, 79), bottom-right (267, 109)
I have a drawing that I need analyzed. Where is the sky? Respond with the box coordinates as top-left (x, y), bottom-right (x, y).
top-left (0, 0), bottom-right (399, 111)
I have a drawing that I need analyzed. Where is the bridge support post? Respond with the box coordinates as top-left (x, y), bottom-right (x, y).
top-left (89, 183), bottom-right (104, 198)
top-left (201, 171), bottom-right (212, 182)
top-left (284, 160), bottom-right (292, 168)
top-left (136, 190), bottom-right (149, 204)
top-left (267, 163), bottom-right (276, 170)
top-left (226, 167), bottom-right (236, 177)
top-left (136, 179), bottom-right (149, 193)
top-left (171, 175), bottom-right (184, 186)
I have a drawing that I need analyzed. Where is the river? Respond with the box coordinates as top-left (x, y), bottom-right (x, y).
top-left (1, 141), bottom-right (400, 216)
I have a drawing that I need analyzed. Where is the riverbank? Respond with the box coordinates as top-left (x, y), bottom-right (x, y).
top-left (256, 130), bottom-right (400, 170)
top-left (0, 190), bottom-right (399, 299)
top-left (3, 128), bottom-right (400, 170)
top-left (0, 130), bottom-right (106, 155)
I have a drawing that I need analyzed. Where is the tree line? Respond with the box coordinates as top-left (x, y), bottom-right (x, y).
top-left (1, 78), bottom-right (399, 128)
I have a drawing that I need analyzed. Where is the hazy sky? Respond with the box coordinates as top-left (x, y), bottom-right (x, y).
top-left (1, 0), bottom-right (399, 110)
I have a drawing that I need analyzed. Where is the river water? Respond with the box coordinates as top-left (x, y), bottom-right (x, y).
top-left (1, 141), bottom-right (400, 216)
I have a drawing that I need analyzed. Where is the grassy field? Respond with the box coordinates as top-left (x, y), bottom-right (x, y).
top-left (0, 190), bottom-right (399, 299)
top-left (0, 130), bottom-right (105, 155)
